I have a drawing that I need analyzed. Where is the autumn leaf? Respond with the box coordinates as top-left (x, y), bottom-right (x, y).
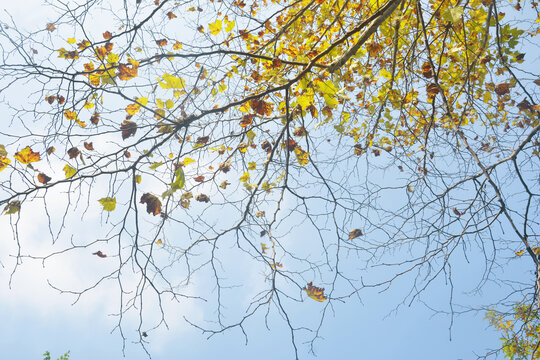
top-left (3, 200), bottom-right (21, 215)
top-left (46, 146), bottom-right (55, 155)
top-left (255, 211), bottom-right (265, 218)
top-left (120, 120), bottom-right (137, 139)
top-left (261, 243), bottom-right (269, 254)
top-left (515, 250), bottom-right (525, 256)
top-left (38, 173), bottom-right (52, 184)
top-left (494, 83), bottom-right (510, 96)
top-left (118, 59), bottom-right (139, 81)
top-left (195, 194), bottom-right (210, 203)
top-left (98, 197), bottom-right (116, 211)
top-left (304, 282), bottom-right (327, 302)
top-left (84, 142), bottom-right (94, 151)
top-left (421, 62), bottom-right (433, 78)
top-left (209, 19), bottom-right (222, 35)
top-left (239, 114), bottom-right (253, 128)
top-left (249, 98), bottom-right (273, 116)
top-left (196, 136), bottom-right (210, 145)
top-left (14, 146), bottom-right (40, 164)
top-left (0, 157), bottom-right (10, 172)
top-left (294, 147), bottom-right (309, 166)
top-left (0, 144), bottom-right (9, 157)
top-left (156, 239), bottom-right (163, 245)
top-left (348, 229), bottom-right (363, 239)
top-left (166, 11), bottom-right (177, 19)
top-left (92, 251), bottom-right (107, 258)
top-left (63, 164), bottom-right (77, 178)
top-left (261, 140), bottom-right (272, 154)
top-left (156, 39), bottom-right (168, 47)
top-left (90, 112), bottom-right (100, 125)
top-left (220, 181), bottom-right (230, 189)
top-left (67, 147), bottom-right (80, 159)
top-left (426, 83), bottom-right (440, 99)
top-left (293, 126), bottom-right (307, 137)
top-left (194, 175), bottom-right (205, 182)
top-left (103, 31), bottom-right (112, 40)
top-left (140, 193), bottom-right (162, 215)
top-left (173, 41), bottom-right (182, 50)
top-left (452, 207), bottom-right (465, 216)
top-left (46, 23), bottom-right (55, 32)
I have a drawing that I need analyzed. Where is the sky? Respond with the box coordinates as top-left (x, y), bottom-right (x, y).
top-left (0, 0), bottom-right (536, 359)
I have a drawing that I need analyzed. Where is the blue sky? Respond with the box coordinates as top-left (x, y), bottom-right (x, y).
top-left (1, 0), bottom-right (537, 359)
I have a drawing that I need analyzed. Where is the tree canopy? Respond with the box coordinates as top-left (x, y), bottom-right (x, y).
top-left (0, 0), bottom-right (538, 357)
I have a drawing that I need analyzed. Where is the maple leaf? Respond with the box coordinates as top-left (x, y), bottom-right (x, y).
top-left (46, 146), bottom-right (55, 155)
top-left (348, 229), bottom-right (363, 239)
top-left (220, 181), bottom-right (230, 189)
top-left (304, 282), bottom-right (327, 302)
top-left (67, 147), bottom-right (80, 159)
top-left (209, 19), bottom-right (223, 35)
top-left (103, 31), bottom-right (112, 40)
top-left (140, 193), bottom-right (162, 215)
top-left (120, 120), bottom-right (137, 139)
top-left (63, 164), bottom-right (77, 178)
top-left (84, 142), bottom-right (94, 151)
top-left (92, 251), bottom-right (107, 258)
top-left (14, 146), bottom-right (40, 164)
top-left (38, 173), bottom-right (52, 185)
top-left (99, 197), bottom-right (116, 211)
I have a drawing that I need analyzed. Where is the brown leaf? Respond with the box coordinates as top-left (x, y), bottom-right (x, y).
top-left (293, 126), bottom-right (307, 137)
top-left (90, 111), bottom-right (100, 125)
top-left (120, 120), bottom-right (137, 140)
top-left (46, 146), bottom-right (55, 155)
top-left (421, 62), bottom-right (433, 78)
top-left (166, 11), bottom-right (177, 19)
top-left (261, 140), bottom-right (272, 154)
top-left (372, 149), bottom-right (381, 156)
top-left (494, 83), bottom-right (510, 96)
top-left (124, 151), bottom-right (131, 158)
top-left (67, 147), bottom-right (80, 159)
top-left (194, 175), bottom-right (205, 182)
top-left (219, 161), bottom-right (231, 173)
top-left (452, 207), bottom-right (465, 216)
top-left (517, 99), bottom-right (532, 111)
top-left (46, 23), bottom-right (55, 32)
top-left (156, 39), bottom-right (168, 47)
top-left (426, 83), bottom-right (440, 98)
top-left (348, 229), bottom-right (363, 239)
top-left (195, 194), bottom-right (210, 203)
top-left (37, 173), bottom-right (51, 185)
top-left (239, 114), bottom-right (253, 128)
top-left (84, 142), bottom-right (94, 151)
top-left (103, 31), bottom-right (112, 40)
top-left (196, 136), bottom-right (210, 145)
top-left (92, 251), bottom-right (107, 258)
top-left (249, 98), bottom-right (273, 116)
top-left (534, 78), bottom-right (540, 86)
top-left (140, 193), bottom-right (162, 215)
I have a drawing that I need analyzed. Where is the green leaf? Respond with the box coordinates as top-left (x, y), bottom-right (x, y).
top-left (98, 197), bottom-right (116, 211)
top-left (149, 161), bottom-right (163, 170)
top-left (171, 166), bottom-right (185, 190)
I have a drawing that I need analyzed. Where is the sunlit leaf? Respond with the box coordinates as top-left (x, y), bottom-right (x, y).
top-left (348, 229), bottom-right (363, 239)
top-left (209, 19), bottom-right (222, 35)
top-left (304, 282), bottom-right (327, 302)
top-left (63, 164), bottom-right (77, 178)
top-left (0, 157), bottom-right (11, 172)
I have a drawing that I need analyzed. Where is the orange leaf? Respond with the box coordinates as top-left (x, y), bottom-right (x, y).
top-left (495, 83), bottom-right (510, 96)
top-left (348, 229), bottom-right (362, 239)
top-left (38, 173), bottom-right (52, 184)
top-left (304, 282), bottom-right (327, 302)
top-left (167, 11), bottom-right (177, 19)
top-left (156, 39), bottom-right (168, 47)
top-left (118, 59), bottom-right (139, 81)
top-left (46, 23), bottom-right (55, 32)
top-left (194, 175), bottom-right (205, 182)
top-left (14, 146), bottom-right (40, 164)
top-left (140, 193), bottom-right (162, 216)
top-left (0, 157), bottom-right (11, 172)
top-left (249, 98), bottom-right (273, 116)
top-left (84, 142), bottom-right (94, 151)
top-left (103, 31), bottom-right (112, 40)
top-left (239, 114), bottom-right (253, 128)
top-left (90, 111), bottom-right (100, 125)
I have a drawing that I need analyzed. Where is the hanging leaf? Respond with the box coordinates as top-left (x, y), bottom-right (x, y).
top-left (140, 193), bottom-right (162, 215)
top-left (120, 120), bottom-right (137, 139)
top-left (67, 147), bottom-right (80, 159)
top-left (3, 200), bottom-right (21, 215)
top-left (98, 197), bottom-right (117, 211)
top-left (63, 164), bottom-right (77, 178)
top-left (195, 194), bottom-right (210, 203)
top-left (0, 157), bottom-right (11, 172)
top-left (348, 229), bottom-right (363, 239)
top-left (304, 282), bottom-right (327, 302)
top-left (84, 142), bottom-right (94, 151)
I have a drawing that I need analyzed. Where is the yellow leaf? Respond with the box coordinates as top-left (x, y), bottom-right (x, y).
top-left (239, 172), bottom-right (250, 182)
top-left (0, 157), bottom-right (11, 172)
top-left (173, 41), bottom-right (182, 50)
top-left (248, 161), bottom-right (256, 170)
top-left (98, 197), bottom-right (116, 211)
top-left (63, 164), bottom-right (77, 178)
top-left (14, 146), bottom-right (40, 164)
top-left (209, 19), bottom-right (222, 35)
top-left (183, 157), bottom-right (195, 166)
top-left (67, 38), bottom-right (76, 44)
top-left (225, 18), bottom-right (235, 32)
top-left (158, 73), bottom-right (185, 89)
top-left (165, 99), bottom-right (174, 109)
top-left (135, 174), bottom-right (141, 184)
top-left (156, 98), bottom-right (164, 108)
